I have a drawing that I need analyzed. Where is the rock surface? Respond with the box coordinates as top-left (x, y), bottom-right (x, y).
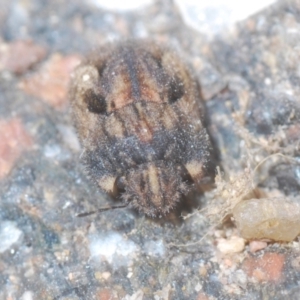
top-left (0, 0), bottom-right (300, 299)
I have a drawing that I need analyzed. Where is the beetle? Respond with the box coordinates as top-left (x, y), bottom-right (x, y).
top-left (70, 40), bottom-right (212, 217)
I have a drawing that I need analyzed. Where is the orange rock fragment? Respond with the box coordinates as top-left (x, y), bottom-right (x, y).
top-left (249, 240), bottom-right (268, 253)
top-left (0, 118), bottom-right (33, 179)
top-left (0, 40), bottom-right (47, 74)
top-left (242, 252), bottom-right (285, 282)
top-left (20, 54), bottom-right (81, 109)
top-left (197, 293), bottom-right (210, 300)
top-left (95, 288), bottom-right (116, 300)
top-left (286, 123), bottom-right (300, 142)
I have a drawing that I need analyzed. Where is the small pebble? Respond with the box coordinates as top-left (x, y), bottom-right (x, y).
top-left (233, 198), bottom-right (300, 241)
top-left (217, 236), bottom-right (245, 254)
top-left (102, 272), bottom-right (111, 280)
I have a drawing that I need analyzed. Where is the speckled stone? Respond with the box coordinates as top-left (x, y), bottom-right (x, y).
top-left (0, 0), bottom-right (300, 299)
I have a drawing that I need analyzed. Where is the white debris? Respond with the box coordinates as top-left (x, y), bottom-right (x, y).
top-left (0, 221), bottom-right (23, 253)
top-left (43, 144), bottom-right (61, 158)
top-left (122, 290), bottom-right (144, 300)
top-left (217, 236), bottom-right (245, 254)
top-left (143, 239), bottom-right (165, 258)
top-left (82, 74), bottom-right (90, 81)
top-left (57, 124), bottom-right (81, 152)
top-left (89, 231), bottom-right (139, 267)
top-left (174, 0), bottom-right (277, 36)
top-left (195, 282), bottom-right (202, 292)
top-left (89, 0), bottom-right (153, 11)
top-left (20, 291), bottom-right (34, 300)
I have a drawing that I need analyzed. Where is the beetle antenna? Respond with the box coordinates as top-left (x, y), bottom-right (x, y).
top-left (76, 204), bottom-right (128, 217)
